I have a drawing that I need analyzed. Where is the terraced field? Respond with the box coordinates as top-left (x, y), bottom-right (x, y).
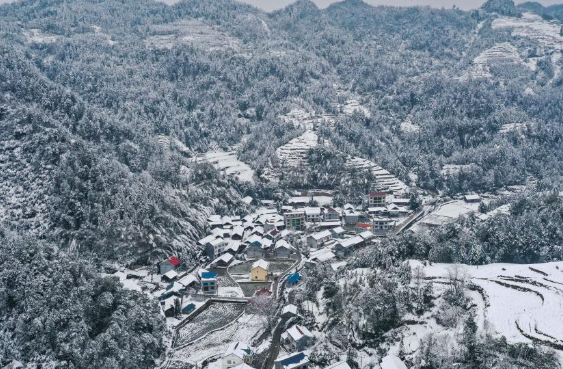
top-left (417, 261), bottom-right (563, 350)
top-left (176, 302), bottom-right (246, 347)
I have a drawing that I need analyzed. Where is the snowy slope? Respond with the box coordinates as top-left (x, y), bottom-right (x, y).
top-left (414, 260), bottom-right (563, 349)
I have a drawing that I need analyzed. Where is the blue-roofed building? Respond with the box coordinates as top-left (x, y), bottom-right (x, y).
top-left (274, 352), bottom-right (309, 369)
top-left (286, 273), bottom-right (302, 286)
top-left (246, 241), bottom-right (264, 259)
top-left (200, 271), bottom-right (218, 294)
top-left (182, 303), bottom-right (196, 314)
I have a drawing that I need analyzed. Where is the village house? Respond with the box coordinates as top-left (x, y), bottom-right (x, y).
top-left (306, 248), bottom-right (336, 266)
top-left (260, 199), bottom-right (276, 208)
top-left (225, 240), bottom-right (242, 255)
top-left (344, 209), bottom-right (359, 225)
top-left (373, 217), bottom-right (395, 232)
top-left (222, 341), bottom-right (253, 369)
top-left (160, 296), bottom-right (177, 318)
top-left (246, 241), bottom-right (265, 259)
top-left (282, 324), bottom-right (314, 351)
top-left (306, 230), bottom-right (332, 248)
top-left (205, 238), bottom-right (228, 259)
top-left (208, 215), bottom-right (222, 229)
top-left (281, 304), bottom-right (299, 318)
top-left (251, 259), bottom-right (270, 281)
top-left (274, 352), bottom-right (309, 369)
top-left (304, 207), bottom-right (322, 223)
top-left (369, 191), bottom-right (388, 207)
top-left (162, 270), bottom-right (178, 283)
top-left (464, 194), bottom-right (481, 203)
top-left (323, 207), bottom-right (340, 222)
top-left (358, 230), bottom-right (375, 244)
top-left (231, 226), bottom-right (244, 240)
top-left (288, 196), bottom-right (310, 207)
top-left (392, 198), bottom-right (410, 207)
top-left (318, 221), bottom-right (341, 230)
top-left (200, 271), bottom-right (218, 294)
top-left (343, 203), bottom-right (355, 211)
top-left (334, 236), bottom-right (364, 258)
top-left (198, 234), bottom-right (220, 246)
top-left (177, 274), bottom-right (199, 290)
top-left (326, 362), bottom-right (351, 369)
top-left (284, 211), bottom-right (306, 230)
top-left (159, 256), bottom-right (181, 274)
top-left (264, 229), bottom-right (281, 241)
top-left (330, 226), bottom-right (346, 238)
top-left (274, 239), bottom-right (293, 258)
top-left (211, 253), bottom-right (234, 268)
top-left (261, 238), bottom-right (273, 255)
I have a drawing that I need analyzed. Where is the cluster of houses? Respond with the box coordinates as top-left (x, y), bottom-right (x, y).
top-left (198, 209), bottom-right (296, 268)
top-left (281, 191), bottom-right (412, 234)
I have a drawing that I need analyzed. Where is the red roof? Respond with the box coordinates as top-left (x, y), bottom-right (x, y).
top-left (168, 257), bottom-right (181, 267)
top-left (270, 230), bottom-right (280, 236)
top-left (255, 288), bottom-right (272, 297)
top-left (356, 223), bottom-right (372, 229)
top-left (369, 191), bottom-right (387, 197)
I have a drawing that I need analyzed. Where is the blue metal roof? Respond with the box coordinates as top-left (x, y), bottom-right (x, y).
top-left (182, 303), bottom-right (195, 312)
top-left (249, 241), bottom-right (262, 247)
top-left (201, 271), bottom-right (217, 279)
top-left (279, 352), bottom-right (306, 367)
top-left (287, 273), bottom-right (302, 284)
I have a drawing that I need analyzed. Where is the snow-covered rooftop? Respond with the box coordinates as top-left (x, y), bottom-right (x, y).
top-left (252, 259), bottom-right (270, 271)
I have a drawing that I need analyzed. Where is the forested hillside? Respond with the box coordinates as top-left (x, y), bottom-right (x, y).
top-left (2, 0), bottom-right (563, 262)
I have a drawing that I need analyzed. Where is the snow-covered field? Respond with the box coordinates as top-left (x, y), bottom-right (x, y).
top-left (170, 313), bottom-right (265, 366)
top-left (413, 200), bottom-right (479, 231)
top-left (176, 302), bottom-right (246, 347)
top-left (195, 151), bottom-right (255, 183)
top-left (345, 156), bottom-right (408, 193)
top-left (463, 42), bottom-right (525, 80)
top-left (413, 261), bottom-right (563, 350)
top-left (493, 13), bottom-right (563, 52)
top-left (276, 130), bottom-right (319, 168)
top-left (146, 20), bottom-right (243, 52)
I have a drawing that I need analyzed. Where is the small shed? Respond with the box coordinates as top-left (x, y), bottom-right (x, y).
top-left (286, 273), bottom-right (302, 286)
top-left (464, 194), bottom-right (481, 203)
top-left (182, 303), bottom-right (196, 314)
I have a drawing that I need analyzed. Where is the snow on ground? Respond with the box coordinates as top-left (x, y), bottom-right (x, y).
top-left (276, 130), bottom-right (319, 168)
top-left (176, 302), bottom-right (246, 347)
top-left (312, 196), bottom-right (333, 206)
top-left (414, 200), bottom-right (479, 230)
top-left (146, 20), bottom-right (243, 52)
top-left (195, 151), bottom-right (255, 183)
top-left (171, 313), bottom-right (265, 366)
top-left (462, 42), bottom-right (525, 80)
top-left (339, 99), bottom-right (371, 118)
top-left (218, 286), bottom-right (245, 298)
top-left (493, 13), bottom-right (563, 52)
top-left (345, 156), bottom-right (408, 193)
top-left (400, 118), bottom-right (420, 133)
top-left (25, 29), bottom-right (58, 44)
top-left (412, 260), bottom-right (563, 348)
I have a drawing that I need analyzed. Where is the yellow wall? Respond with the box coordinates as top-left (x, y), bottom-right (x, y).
top-left (251, 267), bottom-right (268, 281)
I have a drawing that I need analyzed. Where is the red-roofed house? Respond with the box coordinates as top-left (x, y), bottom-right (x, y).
top-left (369, 191), bottom-right (388, 207)
top-left (160, 256), bottom-right (181, 274)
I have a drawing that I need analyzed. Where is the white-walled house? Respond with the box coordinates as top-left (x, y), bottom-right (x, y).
top-left (222, 342), bottom-right (253, 369)
top-left (306, 230), bottom-right (332, 248)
